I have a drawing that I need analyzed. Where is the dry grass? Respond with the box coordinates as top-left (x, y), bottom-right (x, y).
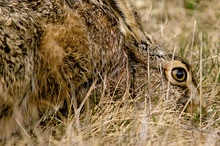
top-left (2, 0), bottom-right (220, 145)
top-left (134, 0), bottom-right (220, 145)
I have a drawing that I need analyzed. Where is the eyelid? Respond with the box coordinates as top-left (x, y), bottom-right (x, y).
top-left (163, 61), bottom-right (191, 86)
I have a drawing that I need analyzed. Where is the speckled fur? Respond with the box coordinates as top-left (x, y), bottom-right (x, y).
top-left (0, 0), bottom-right (200, 141)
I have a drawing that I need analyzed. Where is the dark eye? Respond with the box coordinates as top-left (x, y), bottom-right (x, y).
top-left (171, 68), bottom-right (187, 82)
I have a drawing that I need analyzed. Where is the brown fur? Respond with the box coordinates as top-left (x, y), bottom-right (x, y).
top-left (0, 0), bottom-right (200, 141)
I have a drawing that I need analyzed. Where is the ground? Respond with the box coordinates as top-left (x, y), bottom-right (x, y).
top-left (3, 0), bottom-right (220, 145)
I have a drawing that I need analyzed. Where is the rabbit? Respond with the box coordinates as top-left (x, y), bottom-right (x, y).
top-left (0, 0), bottom-right (200, 141)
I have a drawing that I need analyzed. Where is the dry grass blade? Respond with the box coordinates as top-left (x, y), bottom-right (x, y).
top-left (0, 0), bottom-right (219, 145)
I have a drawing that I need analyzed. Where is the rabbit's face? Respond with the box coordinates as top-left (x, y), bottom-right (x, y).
top-left (132, 48), bottom-right (199, 114)
top-left (161, 60), bottom-right (199, 113)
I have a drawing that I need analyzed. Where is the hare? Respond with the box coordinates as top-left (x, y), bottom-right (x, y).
top-left (0, 0), bottom-right (200, 141)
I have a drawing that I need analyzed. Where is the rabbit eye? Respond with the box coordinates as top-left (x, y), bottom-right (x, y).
top-left (171, 68), bottom-right (187, 82)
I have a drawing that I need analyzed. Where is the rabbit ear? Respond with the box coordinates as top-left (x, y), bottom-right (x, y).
top-left (100, 0), bottom-right (145, 42)
top-left (98, 0), bottom-right (157, 66)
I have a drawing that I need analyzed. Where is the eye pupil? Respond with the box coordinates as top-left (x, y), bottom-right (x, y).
top-left (176, 70), bottom-right (184, 79)
top-left (171, 68), bottom-right (187, 82)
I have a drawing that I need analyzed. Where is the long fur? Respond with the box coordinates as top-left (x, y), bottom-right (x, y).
top-left (0, 0), bottom-right (199, 141)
